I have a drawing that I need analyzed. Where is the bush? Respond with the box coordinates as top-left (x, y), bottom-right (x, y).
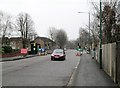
top-left (0, 48), bottom-right (4, 54)
top-left (2, 46), bottom-right (12, 53)
top-left (12, 49), bottom-right (20, 53)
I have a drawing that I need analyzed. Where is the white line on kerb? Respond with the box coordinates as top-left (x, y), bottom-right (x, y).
top-left (67, 57), bottom-right (81, 86)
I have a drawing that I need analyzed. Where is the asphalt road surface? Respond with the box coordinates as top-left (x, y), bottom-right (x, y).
top-left (2, 50), bottom-right (80, 86)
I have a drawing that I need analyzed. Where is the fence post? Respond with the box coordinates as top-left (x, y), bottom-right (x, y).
top-left (116, 41), bottom-right (118, 84)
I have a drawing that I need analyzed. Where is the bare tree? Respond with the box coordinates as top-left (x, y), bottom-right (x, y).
top-left (78, 28), bottom-right (90, 48)
top-left (86, 23), bottom-right (99, 46)
top-left (16, 12), bottom-right (35, 48)
top-left (48, 27), bottom-right (58, 41)
top-left (0, 11), bottom-right (14, 45)
top-left (55, 29), bottom-right (68, 49)
top-left (66, 40), bottom-right (76, 49)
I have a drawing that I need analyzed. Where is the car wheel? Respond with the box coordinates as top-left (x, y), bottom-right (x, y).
top-left (63, 57), bottom-right (65, 60)
top-left (51, 58), bottom-right (54, 61)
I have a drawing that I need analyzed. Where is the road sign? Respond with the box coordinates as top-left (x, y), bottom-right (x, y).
top-left (41, 48), bottom-right (45, 52)
top-left (21, 49), bottom-right (28, 54)
top-left (39, 48), bottom-right (41, 51)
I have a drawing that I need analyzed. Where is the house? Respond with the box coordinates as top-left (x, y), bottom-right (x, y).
top-left (1, 36), bottom-right (56, 54)
top-left (30, 37), bottom-right (56, 54)
top-left (9, 37), bottom-right (23, 50)
top-left (0, 37), bottom-right (10, 46)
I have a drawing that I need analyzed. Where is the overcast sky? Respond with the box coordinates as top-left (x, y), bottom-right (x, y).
top-left (0, 0), bottom-right (93, 40)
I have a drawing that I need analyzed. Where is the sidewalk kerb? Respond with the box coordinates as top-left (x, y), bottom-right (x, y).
top-left (0, 55), bottom-right (38, 62)
top-left (67, 56), bottom-right (81, 86)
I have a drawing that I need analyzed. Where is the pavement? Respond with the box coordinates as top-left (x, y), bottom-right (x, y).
top-left (73, 51), bottom-right (119, 87)
top-left (0, 54), bottom-right (38, 62)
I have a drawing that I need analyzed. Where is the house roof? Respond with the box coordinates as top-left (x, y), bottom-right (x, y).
top-left (35, 36), bottom-right (55, 44)
top-left (9, 37), bottom-right (22, 41)
top-left (0, 37), bottom-right (9, 40)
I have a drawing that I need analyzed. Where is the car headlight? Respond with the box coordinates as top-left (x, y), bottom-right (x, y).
top-left (51, 54), bottom-right (54, 56)
top-left (60, 55), bottom-right (64, 57)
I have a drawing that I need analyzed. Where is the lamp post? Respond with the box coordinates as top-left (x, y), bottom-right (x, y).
top-left (78, 12), bottom-right (91, 52)
top-left (99, 0), bottom-right (102, 69)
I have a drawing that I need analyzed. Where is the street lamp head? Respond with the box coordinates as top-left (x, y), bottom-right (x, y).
top-left (78, 12), bottom-right (84, 13)
top-left (78, 12), bottom-right (90, 14)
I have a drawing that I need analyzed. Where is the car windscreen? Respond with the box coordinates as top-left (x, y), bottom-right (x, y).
top-left (53, 49), bottom-right (63, 54)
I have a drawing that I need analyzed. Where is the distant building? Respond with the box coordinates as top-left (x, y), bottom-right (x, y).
top-left (9, 37), bottom-right (23, 50)
top-left (30, 37), bottom-right (56, 54)
top-left (1, 36), bottom-right (56, 54)
top-left (1, 37), bottom-right (30, 50)
top-left (0, 37), bottom-right (10, 46)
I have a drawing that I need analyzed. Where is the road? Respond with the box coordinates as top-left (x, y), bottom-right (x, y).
top-left (2, 50), bottom-right (80, 86)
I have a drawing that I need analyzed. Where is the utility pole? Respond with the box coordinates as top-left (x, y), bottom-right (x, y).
top-left (88, 12), bottom-right (91, 53)
top-left (99, 0), bottom-right (102, 69)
